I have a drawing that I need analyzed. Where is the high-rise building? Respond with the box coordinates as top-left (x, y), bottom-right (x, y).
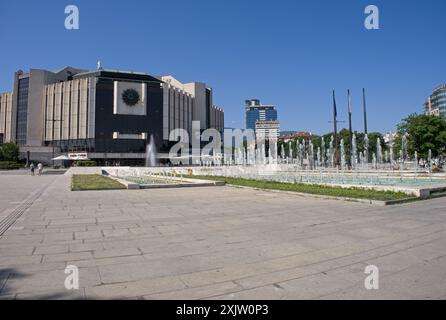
top-left (245, 99), bottom-right (278, 132)
top-left (423, 84), bottom-right (446, 118)
top-left (0, 67), bottom-right (224, 164)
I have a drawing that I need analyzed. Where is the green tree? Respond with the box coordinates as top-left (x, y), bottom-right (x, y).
top-left (319, 130), bottom-right (384, 163)
top-left (396, 114), bottom-right (446, 158)
top-left (0, 143), bottom-right (19, 162)
top-left (366, 132), bottom-right (386, 160)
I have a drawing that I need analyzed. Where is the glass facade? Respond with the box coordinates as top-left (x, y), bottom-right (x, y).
top-left (93, 77), bottom-right (165, 154)
top-left (16, 77), bottom-right (30, 145)
top-left (246, 107), bottom-right (277, 131)
top-left (431, 87), bottom-right (446, 118)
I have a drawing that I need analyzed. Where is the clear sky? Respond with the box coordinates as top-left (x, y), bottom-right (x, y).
top-left (0, 0), bottom-right (445, 135)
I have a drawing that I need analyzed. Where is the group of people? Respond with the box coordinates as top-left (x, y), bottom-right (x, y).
top-left (29, 163), bottom-right (43, 176)
top-left (418, 157), bottom-right (443, 170)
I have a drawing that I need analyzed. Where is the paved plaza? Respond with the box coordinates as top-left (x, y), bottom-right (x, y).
top-left (0, 171), bottom-right (446, 299)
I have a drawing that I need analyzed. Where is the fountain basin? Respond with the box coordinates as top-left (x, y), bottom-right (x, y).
top-left (187, 165), bottom-right (446, 198)
top-left (102, 167), bottom-right (225, 189)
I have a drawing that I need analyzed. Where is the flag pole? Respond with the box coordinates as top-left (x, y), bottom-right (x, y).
top-left (348, 89), bottom-right (353, 169)
top-left (333, 90), bottom-right (339, 167)
top-left (363, 88), bottom-right (368, 134)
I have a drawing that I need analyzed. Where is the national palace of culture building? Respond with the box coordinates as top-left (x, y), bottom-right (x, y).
top-left (0, 66), bottom-right (224, 165)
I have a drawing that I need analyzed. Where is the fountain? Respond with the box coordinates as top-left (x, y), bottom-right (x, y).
top-left (329, 136), bottom-right (334, 168)
top-left (428, 149), bottom-right (432, 172)
top-left (105, 124), bottom-right (445, 199)
top-left (145, 134), bottom-right (157, 167)
top-left (351, 134), bottom-right (357, 170)
top-left (321, 137), bottom-right (326, 168)
top-left (390, 144), bottom-right (394, 164)
top-left (340, 139), bottom-right (346, 170)
top-left (401, 135), bottom-right (407, 162)
top-left (414, 151), bottom-right (418, 171)
top-left (364, 134), bottom-right (369, 166)
top-left (308, 140), bottom-right (314, 169)
top-left (376, 138), bottom-right (382, 165)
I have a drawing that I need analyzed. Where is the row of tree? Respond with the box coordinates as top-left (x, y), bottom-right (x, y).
top-left (278, 114), bottom-right (446, 161)
top-left (395, 114), bottom-right (446, 158)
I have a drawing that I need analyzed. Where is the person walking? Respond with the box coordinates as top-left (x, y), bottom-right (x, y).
top-left (30, 163), bottom-right (35, 176)
top-left (37, 163), bottom-right (43, 176)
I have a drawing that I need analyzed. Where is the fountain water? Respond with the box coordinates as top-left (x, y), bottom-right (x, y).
top-left (130, 128), bottom-right (445, 198)
top-left (376, 138), bottom-right (382, 165)
top-left (321, 137), bottom-right (326, 168)
top-left (280, 144), bottom-right (285, 162)
top-left (308, 140), bottom-right (314, 169)
top-left (390, 144), bottom-right (394, 164)
top-left (401, 135), bottom-right (407, 162)
top-left (340, 139), bottom-right (346, 170)
top-left (351, 134), bottom-right (357, 169)
top-left (428, 149), bottom-right (432, 172)
top-left (414, 151), bottom-right (418, 171)
top-left (364, 134), bottom-right (369, 166)
top-left (145, 134), bottom-right (157, 167)
top-left (298, 142), bottom-right (303, 166)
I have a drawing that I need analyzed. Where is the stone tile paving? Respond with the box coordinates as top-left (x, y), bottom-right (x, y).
top-left (0, 172), bottom-right (445, 299)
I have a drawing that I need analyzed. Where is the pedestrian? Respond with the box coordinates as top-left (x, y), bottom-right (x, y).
top-left (37, 162), bottom-right (43, 176)
top-left (30, 163), bottom-right (35, 176)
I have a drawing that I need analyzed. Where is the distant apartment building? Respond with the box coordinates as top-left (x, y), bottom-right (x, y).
top-left (255, 120), bottom-right (280, 140)
top-left (245, 99), bottom-right (278, 132)
top-left (423, 84), bottom-right (446, 118)
top-left (279, 131), bottom-right (313, 142)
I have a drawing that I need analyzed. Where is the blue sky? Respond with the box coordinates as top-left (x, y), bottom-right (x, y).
top-left (0, 0), bottom-right (445, 134)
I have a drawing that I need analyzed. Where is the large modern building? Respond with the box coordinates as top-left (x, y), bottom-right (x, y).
top-left (245, 99), bottom-right (278, 132)
top-left (423, 84), bottom-right (446, 118)
top-left (0, 66), bottom-right (224, 165)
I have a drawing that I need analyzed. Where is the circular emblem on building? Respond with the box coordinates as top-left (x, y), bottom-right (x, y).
top-left (121, 88), bottom-right (140, 106)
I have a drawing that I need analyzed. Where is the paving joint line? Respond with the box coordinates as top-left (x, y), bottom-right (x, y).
top-left (0, 182), bottom-right (53, 237)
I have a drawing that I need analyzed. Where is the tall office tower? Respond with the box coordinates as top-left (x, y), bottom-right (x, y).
top-left (245, 99), bottom-right (278, 132)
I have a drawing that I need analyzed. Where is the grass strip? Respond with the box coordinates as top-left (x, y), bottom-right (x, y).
top-left (71, 174), bottom-right (126, 191)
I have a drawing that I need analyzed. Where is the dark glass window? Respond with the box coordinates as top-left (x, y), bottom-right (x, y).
top-left (16, 77), bottom-right (29, 146)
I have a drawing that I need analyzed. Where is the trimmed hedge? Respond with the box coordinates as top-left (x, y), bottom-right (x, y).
top-left (0, 161), bottom-right (23, 170)
top-left (75, 160), bottom-right (97, 167)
